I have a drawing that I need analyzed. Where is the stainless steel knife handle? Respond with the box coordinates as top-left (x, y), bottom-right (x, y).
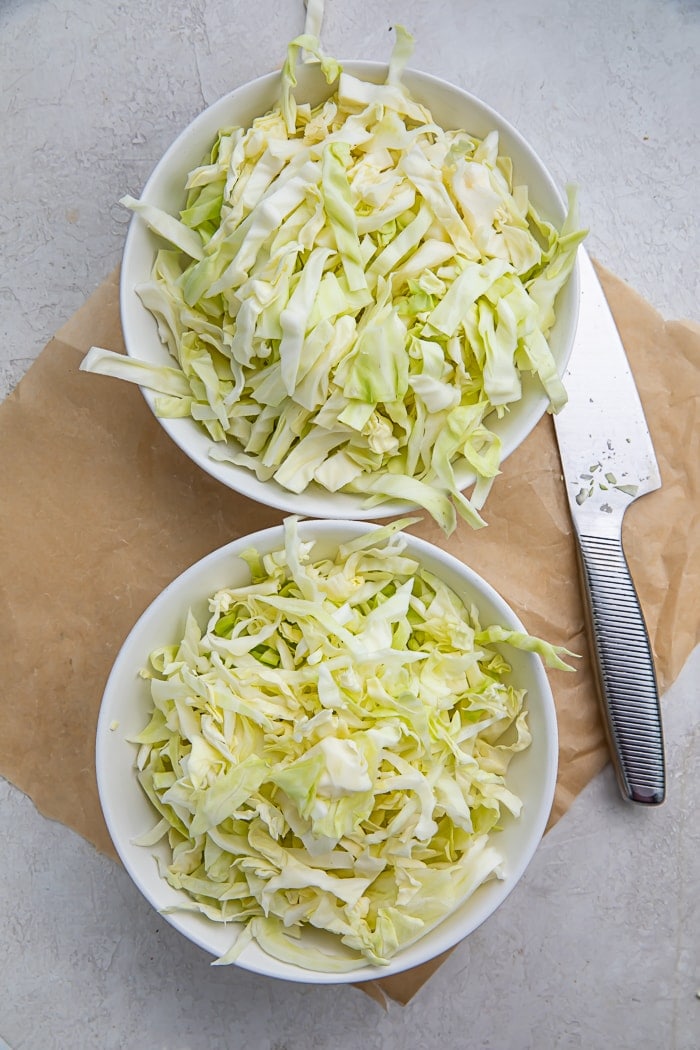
top-left (575, 531), bottom-right (666, 805)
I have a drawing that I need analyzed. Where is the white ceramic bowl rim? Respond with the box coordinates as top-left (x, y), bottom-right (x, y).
top-left (119, 62), bottom-right (580, 520)
top-left (96, 519), bottom-right (559, 983)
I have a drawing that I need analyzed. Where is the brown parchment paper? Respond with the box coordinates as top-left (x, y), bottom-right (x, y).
top-left (0, 262), bottom-right (697, 1006)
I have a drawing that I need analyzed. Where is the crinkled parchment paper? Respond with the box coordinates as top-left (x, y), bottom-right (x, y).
top-left (0, 262), bottom-right (697, 1004)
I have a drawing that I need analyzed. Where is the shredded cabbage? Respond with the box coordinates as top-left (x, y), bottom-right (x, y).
top-left (81, 29), bottom-right (586, 533)
top-left (131, 518), bottom-right (573, 969)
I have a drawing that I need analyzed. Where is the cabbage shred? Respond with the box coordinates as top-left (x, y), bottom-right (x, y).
top-left (132, 519), bottom-right (572, 969)
top-left (81, 29), bottom-right (586, 534)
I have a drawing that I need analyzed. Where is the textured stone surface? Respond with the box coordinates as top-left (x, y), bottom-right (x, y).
top-left (1, 1), bottom-right (698, 1046)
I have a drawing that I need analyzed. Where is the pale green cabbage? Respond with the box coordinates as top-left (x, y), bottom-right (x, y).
top-left (81, 29), bottom-right (586, 533)
top-left (131, 518), bottom-right (573, 969)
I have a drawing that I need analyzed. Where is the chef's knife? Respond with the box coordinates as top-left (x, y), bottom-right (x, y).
top-left (553, 248), bottom-right (665, 805)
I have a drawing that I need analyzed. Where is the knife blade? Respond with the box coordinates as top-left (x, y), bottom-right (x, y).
top-left (552, 248), bottom-right (665, 805)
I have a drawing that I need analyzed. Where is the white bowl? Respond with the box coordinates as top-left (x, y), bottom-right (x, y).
top-left (96, 520), bottom-right (558, 983)
top-left (120, 61), bottom-right (580, 519)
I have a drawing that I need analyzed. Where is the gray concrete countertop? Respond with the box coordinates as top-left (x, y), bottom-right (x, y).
top-left (1, 1), bottom-right (698, 1047)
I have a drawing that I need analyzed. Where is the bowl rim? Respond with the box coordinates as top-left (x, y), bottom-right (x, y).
top-left (118, 60), bottom-right (581, 520)
top-left (96, 518), bottom-right (559, 983)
